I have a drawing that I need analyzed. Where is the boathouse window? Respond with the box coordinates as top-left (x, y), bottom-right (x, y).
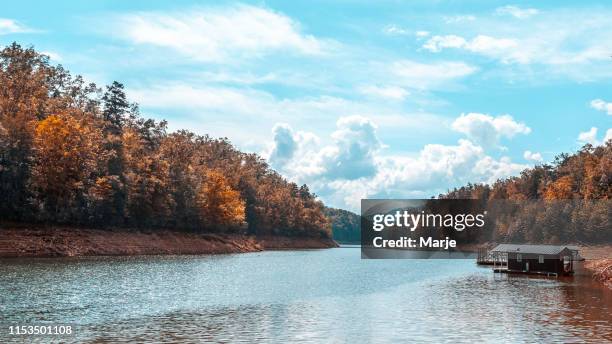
top-left (517, 254), bottom-right (522, 262)
top-left (539, 255), bottom-right (544, 264)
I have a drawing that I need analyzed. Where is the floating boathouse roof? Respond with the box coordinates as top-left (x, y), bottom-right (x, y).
top-left (490, 244), bottom-right (573, 255)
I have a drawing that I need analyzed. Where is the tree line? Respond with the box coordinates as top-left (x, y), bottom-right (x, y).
top-left (0, 43), bottom-right (331, 238)
top-left (439, 143), bottom-right (611, 243)
top-left (324, 207), bottom-right (360, 244)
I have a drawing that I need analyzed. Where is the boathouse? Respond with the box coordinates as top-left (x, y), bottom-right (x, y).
top-left (490, 244), bottom-right (574, 276)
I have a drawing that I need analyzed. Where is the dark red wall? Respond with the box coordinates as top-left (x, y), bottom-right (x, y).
top-left (507, 253), bottom-right (563, 274)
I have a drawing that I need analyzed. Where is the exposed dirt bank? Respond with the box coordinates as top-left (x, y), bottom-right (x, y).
top-left (584, 259), bottom-right (612, 289)
top-left (580, 246), bottom-right (612, 289)
top-left (0, 226), bottom-right (338, 258)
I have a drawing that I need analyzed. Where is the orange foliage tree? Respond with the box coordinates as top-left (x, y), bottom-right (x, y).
top-left (1, 43), bottom-right (331, 237)
top-left (31, 113), bottom-right (104, 220)
top-left (197, 170), bottom-right (246, 232)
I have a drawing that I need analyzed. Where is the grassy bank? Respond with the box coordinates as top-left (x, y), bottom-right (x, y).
top-left (0, 226), bottom-right (338, 258)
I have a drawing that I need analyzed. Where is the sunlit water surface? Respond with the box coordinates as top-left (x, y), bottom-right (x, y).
top-left (1, 247), bottom-right (611, 343)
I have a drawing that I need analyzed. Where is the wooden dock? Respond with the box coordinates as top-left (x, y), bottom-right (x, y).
top-left (493, 268), bottom-right (560, 277)
top-left (477, 247), bottom-right (504, 265)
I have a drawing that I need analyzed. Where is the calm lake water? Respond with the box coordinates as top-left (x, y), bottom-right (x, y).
top-left (1, 247), bottom-right (611, 343)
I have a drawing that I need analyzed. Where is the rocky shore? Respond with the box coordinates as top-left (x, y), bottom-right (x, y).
top-left (0, 225), bottom-right (338, 258)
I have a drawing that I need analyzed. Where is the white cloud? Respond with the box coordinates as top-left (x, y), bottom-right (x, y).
top-left (495, 6), bottom-right (539, 19)
top-left (578, 127), bottom-right (599, 145)
top-left (443, 15), bottom-right (476, 23)
top-left (128, 84), bottom-right (278, 117)
top-left (0, 18), bottom-right (31, 35)
top-left (523, 150), bottom-right (543, 162)
top-left (267, 116), bottom-right (383, 183)
top-left (451, 113), bottom-right (531, 146)
top-left (127, 80), bottom-right (448, 156)
top-left (383, 26), bottom-right (429, 39)
top-left (383, 25), bottom-right (410, 35)
top-left (265, 116), bottom-right (528, 210)
top-left (590, 99), bottom-right (612, 115)
top-left (358, 85), bottom-right (409, 101)
top-left (318, 138), bottom-right (527, 211)
top-left (605, 129), bottom-right (612, 144)
top-left (268, 123), bottom-right (298, 167)
top-left (423, 34), bottom-right (520, 62)
top-left (421, 9), bottom-right (612, 74)
top-left (41, 51), bottom-right (62, 61)
top-left (578, 127), bottom-right (612, 146)
top-left (422, 35), bottom-right (467, 53)
top-left (264, 123), bottom-right (323, 175)
top-left (474, 156), bottom-right (527, 183)
top-left (320, 116), bottom-right (383, 180)
top-left (467, 35), bottom-right (518, 55)
top-left (111, 5), bottom-right (325, 62)
top-left (392, 60), bottom-right (477, 89)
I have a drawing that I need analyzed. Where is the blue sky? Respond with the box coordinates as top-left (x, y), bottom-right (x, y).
top-left (2, 1), bottom-right (611, 210)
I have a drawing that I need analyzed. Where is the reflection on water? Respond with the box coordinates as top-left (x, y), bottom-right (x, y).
top-left (0, 248), bottom-right (610, 343)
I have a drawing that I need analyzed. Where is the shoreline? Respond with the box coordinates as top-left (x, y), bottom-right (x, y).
top-left (1, 227), bottom-right (609, 289)
top-left (0, 226), bottom-right (338, 258)
top-left (579, 246), bottom-right (612, 289)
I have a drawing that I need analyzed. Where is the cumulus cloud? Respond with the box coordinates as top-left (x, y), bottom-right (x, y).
top-left (606, 129), bottom-right (612, 144)
top-left (319, 116), bottom-right (383, 180)
top-left (111, 5), bottom-right (325, 61)
top-left (319, 138), bottom-right (527, 210)
top-left (578, 127), bottom-right (599, 145)
top-left (495, 5), bottom-right (539, 19)
top-left (578, 127), bottom-right (612, 146)
top-left (523, 150), bottom-right (543, 162)
top-left (590, 99), bottom-right (612, 115)
top-left (268, 123), bottom-right (298, 167)
top-left (265, 115), bottom-right (529, 210)
top-left (265, 116), bottom-right (383, 182)
top-left (451, 113), bottom-right (531, 146)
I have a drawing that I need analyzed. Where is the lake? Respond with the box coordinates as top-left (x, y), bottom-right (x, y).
top-left (1, 247), bottom-right (611, 343)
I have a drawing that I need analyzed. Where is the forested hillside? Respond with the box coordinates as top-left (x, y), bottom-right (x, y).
top-left (324, 207), bottom-right (360, 244)
top-left (440, 143), bottom-right (611, 243)
top-left (0, 43), bottom-right (331, 238)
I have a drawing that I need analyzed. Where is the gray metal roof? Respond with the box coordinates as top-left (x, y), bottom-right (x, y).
top-left (491, 244), bottom-right (572, 255)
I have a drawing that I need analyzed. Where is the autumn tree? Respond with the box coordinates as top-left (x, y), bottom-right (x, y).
top-left (543, 175), bottom-right (574, 200)
top-left (197, 170), bottom-right (246, 232)
top-left (0, 43), bottom-right (332, 238)
top-left (159, 131), bottom-right (200, 229)
top-left (0, 44), bottom-right (54, 218)
top-left (442, 141), bottom-right (612, 243)
top-left (30, 113), bottom-right (104, 221)
top-left (122, 127), bottom-right (173, 226)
